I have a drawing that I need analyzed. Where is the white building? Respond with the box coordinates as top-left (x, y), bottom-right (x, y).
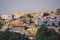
top-left (56, 16), bottom-right (60, 20)
top-left (1, 15), bottom-right (12, 21)
top-left (38, 19), bottom-right (44, 25)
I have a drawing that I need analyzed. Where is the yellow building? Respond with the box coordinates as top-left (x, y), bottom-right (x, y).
top-left (26, 28), bottom-right (37, 36)
top-left (8, 20), bottom-right (24, 27)
top-left (32, 18), bottom-right (38, 25)
top-left (12, 12), bottom-right (25, 19)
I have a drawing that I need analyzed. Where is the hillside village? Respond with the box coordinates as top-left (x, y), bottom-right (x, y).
top-left (0, 9), bottom-right (60, 40)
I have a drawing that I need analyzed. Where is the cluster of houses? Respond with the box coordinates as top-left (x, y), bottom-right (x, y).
top-left (0, 9), bottom-right (60, 39)
top-left (38, 16), bottom-right (60, 27)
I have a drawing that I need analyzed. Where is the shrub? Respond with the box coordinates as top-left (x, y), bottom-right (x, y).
top-left (0, 30), bottom-right (30, 40)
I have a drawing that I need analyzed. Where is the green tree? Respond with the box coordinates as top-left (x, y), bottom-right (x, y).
top-left (56, 32), bottom-right (60, 40)
top-left (0, 30), bottom-right (30, 40)
top-left (26, 14), bottom-right (33, 18)
top-left (34, 24), bottom-right (57, 40)
top-left (20, 16), bottom-right (26, 19)
top-left (34, 24), bottom-right (47, 40)
top-left (12, 15), bottom-right (15, 20)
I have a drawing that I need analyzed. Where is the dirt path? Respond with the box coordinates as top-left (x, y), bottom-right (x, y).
top-left (48, 26), bottom-right (60, 32)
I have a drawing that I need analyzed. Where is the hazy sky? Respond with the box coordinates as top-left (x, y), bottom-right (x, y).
top-left (0, 0), bottom-right (60, 14)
